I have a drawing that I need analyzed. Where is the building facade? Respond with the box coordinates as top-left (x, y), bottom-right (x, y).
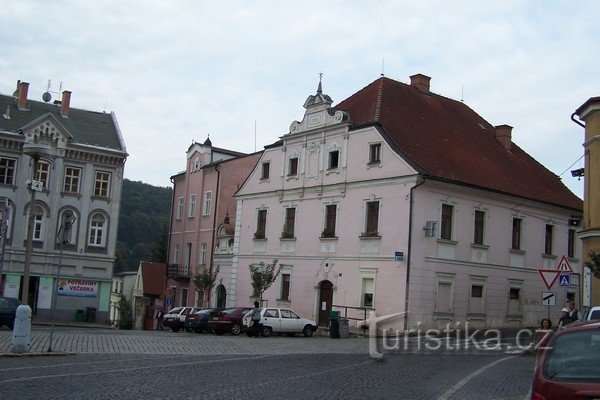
top-left (0, 80), bottom-right (127, 323)
top-left (166, 138), bottom-right (261, 309)
top-left (230, 75), bottom-right (583, 330)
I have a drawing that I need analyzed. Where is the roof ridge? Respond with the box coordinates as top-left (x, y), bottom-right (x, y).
top-left (374, 77), bottom-right (384, 122)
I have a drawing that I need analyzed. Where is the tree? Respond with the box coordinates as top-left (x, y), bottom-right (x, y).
top-left (249, 259), bottom-right (281, 301)
top-left (584, 250), bottom-right (600, 279)
top-left (150, 223), bottom-right (169, 263)
top-left (116, 297), bottom-right (133, 330)
top-left (192, 265), bottom-right (220, 305)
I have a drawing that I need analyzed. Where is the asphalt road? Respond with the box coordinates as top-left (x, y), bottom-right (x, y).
top-left (0, 326), bottom-right (535, 399)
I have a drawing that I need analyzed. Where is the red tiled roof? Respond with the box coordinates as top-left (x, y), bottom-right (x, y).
top-left (335, 77), bottom-right (582, 211)
top-left (141, 262), bottom-right (166, 297)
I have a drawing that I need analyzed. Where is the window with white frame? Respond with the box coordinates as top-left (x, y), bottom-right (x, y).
top-left (173, 244), bottom-right (180, 264)
top-left (364, 201), bottom-right (379, 236)
top-left (507, 279), bottom-right (523, 316)
top-left (469, 276), bottom-right (486, 315)
top-left (94, 171), bottom-right (111, 197)
top-left (360, 268), bottom-right (377, 308)
top-left (36, 161), bottom-right (50, 190)
top-left (369, 143), bottom-right (381, 164)
top-left (200, 243), bottom-right (207, 265)
top-left (0, 158), bottom-right (16, 185)
top-left (88, 212), bottom-right (106, 246)
top-left (280, 269), bottom-right (291, 301)
top-left (0, 199), bottom-right (11, 239)
top-left (189, 194), bottom-right (197, 218)
top-left (203, 191), bottom-right (212, 216)
top-left (64, 166), bottom-right (81, 194)
top-left (473, 210), bottom-right (485, 245)
top-left (435, 274), bottom-right (454, 314)
top-left (441, 204), bottom-right (454, 240)
top-left (177, 197), bottom-right (184, 219)
top-left (32, 206), bottom-right (44, 241)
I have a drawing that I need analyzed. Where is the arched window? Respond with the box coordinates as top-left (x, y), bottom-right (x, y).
top-left (33, 206), bottom-right (44, 241)
top-left (88, 213), bottom-right (106, 247)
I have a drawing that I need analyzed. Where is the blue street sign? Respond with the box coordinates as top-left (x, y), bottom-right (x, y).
top-left (166, 297), bottom-right (173, 307)
top-left (395, 251), bottom-right (404, 261)
top-left (559, 274), bottom-right (571, 287)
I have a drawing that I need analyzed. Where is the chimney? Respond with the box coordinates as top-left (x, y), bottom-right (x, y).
top-left (60, 90), bottom-right (71, 118)
top-left (17, 81), bottom-right (30, 110)
top-left (495, 124), bottom-right (513, 151)
top-left (409, 73), bottom-right (431, 94)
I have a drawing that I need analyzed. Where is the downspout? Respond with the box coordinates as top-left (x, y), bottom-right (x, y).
top-left (207, 163), bottom-right (221, 305)
top-left (404, 175), bottom-right (425, 332)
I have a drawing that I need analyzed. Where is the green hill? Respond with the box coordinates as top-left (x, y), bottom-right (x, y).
top-left (114, 179), bottom-right (172, 272)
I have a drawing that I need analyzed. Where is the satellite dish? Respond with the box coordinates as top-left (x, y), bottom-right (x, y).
top-left (42, 92), bottom-right (52, 103)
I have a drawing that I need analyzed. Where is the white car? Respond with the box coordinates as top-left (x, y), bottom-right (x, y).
top-left (582, 306), bottom-right (600, 321)
top-left (163, 306), bottom-right (198, 332)
top-left (244, 307), bottom-right (317, 337)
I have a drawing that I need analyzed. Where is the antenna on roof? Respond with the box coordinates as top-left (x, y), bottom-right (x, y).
top-left (381, 58), bottom-right (385, 77)
top-left (461, 84), bottom-right (464, 102)
top-left (42, 79), bottom-right (52, 103)
top-left (254, 120), bottom-right (257, 152)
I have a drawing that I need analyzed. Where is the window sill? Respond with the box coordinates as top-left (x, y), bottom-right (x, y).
top-left (470, 243), bottom-right (489, 249)
top-left (542, 253), bottom-right (557, 259)
top-left (433, 312), bottom-right (454, 320)
top-left (259, 177), bottom-right (270, 183)
top-left (280, 237), bottom-right (296, 241)
top-left (437, 239), bottom-right (457, 245)
top-left (61, 191), bottom-right (81, 199)
top-left (366, 162), bottom-right (381, 169)
top-left (506, 314), bottom-right (523, 322)
top-left (359, 235), bottom-right (381, 240)
top-left (91, 195), bottom-right (111, 203)
top-left (509, 248), bottom-right (526, 255)
top-left (252, 237), bottom-right (267, 242)
top-left (467, 313), bottom-right (486, 321)
top-left (320, 236), bottom-right (338, 241)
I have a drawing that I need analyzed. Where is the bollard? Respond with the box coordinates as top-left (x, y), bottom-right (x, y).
top-left (12, 304), bottom-right (32, 354)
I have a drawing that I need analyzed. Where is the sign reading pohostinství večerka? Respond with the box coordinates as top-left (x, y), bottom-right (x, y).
top-left (57, 279), bottom-right (98, 297)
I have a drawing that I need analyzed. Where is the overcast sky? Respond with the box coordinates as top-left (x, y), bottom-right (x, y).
top-left (2, 1), bottom-right (597, 198)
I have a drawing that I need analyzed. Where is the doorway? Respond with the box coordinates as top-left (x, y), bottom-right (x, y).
top-left (216, 284), bottom-right (227, 308)
top-left (318, 280), bottom-right (333, 326)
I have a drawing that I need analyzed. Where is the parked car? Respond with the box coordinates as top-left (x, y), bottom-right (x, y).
top-left (243, 307), bottom-right (317, 337)
top-left (163, 306), bottom-right (198, 332)
top-left (531, 320), bottom-right (600, 399)
top-left (207, 307), bottom-right (252, 335)
top-left (582, 306), bottom-right (600, 321)
top-left (184, 308), bottom-right (220, 333)
top-left (0, 297), bottom-right (22, 330)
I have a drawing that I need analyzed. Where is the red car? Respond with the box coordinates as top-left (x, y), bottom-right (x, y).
top-left (207, 307), bottom-right (252, 335)
top-left (531, 320), bottom-right (600, 400)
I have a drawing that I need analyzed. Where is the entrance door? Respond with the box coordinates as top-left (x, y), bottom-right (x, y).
top-left (216, 284), bottom-right (227, 308)
top-left (318, 280), bottom-right (333, 326)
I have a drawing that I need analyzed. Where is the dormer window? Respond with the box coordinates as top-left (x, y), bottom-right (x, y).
top-left (261, 162), bottom-right (270, 180)
top-left (369, 143), bottom-right (381, 164)
top-left (193, 157), bottom-right (200, 171)
top-left (288, 157), bottom-right (298, 176)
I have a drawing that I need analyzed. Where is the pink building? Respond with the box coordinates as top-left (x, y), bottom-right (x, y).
top-left (166, 138), bottom-right (261, 309)
top-left (230, 75), bottom-right (583, 330)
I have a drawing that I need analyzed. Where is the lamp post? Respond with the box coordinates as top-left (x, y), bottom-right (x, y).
top-left (21, 143), bottom-right (51, 305)
top-left (48, 212), bottom-right (72, 352)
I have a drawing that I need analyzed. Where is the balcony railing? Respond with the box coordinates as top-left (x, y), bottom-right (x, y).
top-left (167, 263), bottom-right (191, 279)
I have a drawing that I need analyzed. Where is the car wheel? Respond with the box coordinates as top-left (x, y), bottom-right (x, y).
top-left (172, 327), bottom-right (180, 333)
top-left (303, 326), bottom-right (314, 337)
top-left (261, 326), bottom-right (272, 337)
top-left (231, 324), bottom-right (242, 335)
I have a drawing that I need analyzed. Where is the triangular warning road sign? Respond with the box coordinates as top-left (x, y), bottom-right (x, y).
top-left (556, 255), bottom-right (573, 273)
top-left (538, 269), bottom-right (561, 290)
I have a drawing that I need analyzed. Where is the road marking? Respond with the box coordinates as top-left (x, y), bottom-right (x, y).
top-left (436, 356), bottom-right (513, 400)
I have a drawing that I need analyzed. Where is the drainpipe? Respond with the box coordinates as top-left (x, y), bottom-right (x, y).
top-left (404, 175), bottom-right (425, 332)
top-left (207, 163), bottom-right (221, 305)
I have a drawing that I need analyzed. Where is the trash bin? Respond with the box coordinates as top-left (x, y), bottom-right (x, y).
top-left (329, 310), bottom-right (340, 319)
top-left (75, 309), bottom-right (84, 322)
top-left (329, 317), bottom-right (340, 339)
top-left (85, 307), bottom-right (97, 323)
top-left (339, 318), bottom-right (350, 338)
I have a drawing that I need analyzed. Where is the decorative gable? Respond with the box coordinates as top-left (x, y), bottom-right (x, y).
top-left (20, 113), bottom-right (72, 157)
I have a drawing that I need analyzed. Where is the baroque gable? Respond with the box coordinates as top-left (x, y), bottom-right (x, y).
top-left (20, 113), bottom-right (72, 158)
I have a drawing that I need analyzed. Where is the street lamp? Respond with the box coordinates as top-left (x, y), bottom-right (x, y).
top-left (21, 143), bottom-right (51, 305)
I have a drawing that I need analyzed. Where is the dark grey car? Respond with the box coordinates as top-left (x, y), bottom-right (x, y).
top-left (0, 296), bottom-right (22, 329)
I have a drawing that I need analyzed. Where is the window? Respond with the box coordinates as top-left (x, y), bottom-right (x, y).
top-left (568, 229), bottom-right (576, 258)
top-left (88, 213), bottom-right (106, 246)
top-left (36, 161), bottom-right (50, 189)
top-left (469, 277), bottom-right (486, 315)
top-left (441, 204), bottom-right (453, 240)
top-left (261, 162), bottom-right (270, 180)
top-left (361, 277), bottom-right (375, 308)
top-left (323, 204), bottom-right (337, 237)
top-left (57, 210), bottom-right (75, 244)
top-left (64, 167), bottom-right (81, 194)
top-left (364, 201), bottom-right (379, 236)
top-left (203, 191), bottom-right (212, 216)
top-left (280, 273), bottom-right (290, 300)
top-left (328, 150), bottom-right (339, 169)
top-left (94, 171), bottom-right (111, 197)
top-left (173, 244), bottom-right (179, 264)
top-left (511, 218), bottom-right (522, 250)
top-left (181, 288), bottom-right (188, 307)
top-left (283, 207), bottom-right (295, 238)
top-left (473, 210), bottom-right (485, 245)
top-left (544, 224), bottom-right (554, 255)
top-left (200, 243), bottom-right (207, 265)
top-left (509, 288), bottom-right (520, 300)
top-left (177, 197), bottom-right (184, 219)
top-left (189, 194), bottom-right (197, 218)
top-left (471, 285), bottom-right (483, 298)
top-left (435, 274), bottom-right (454, 314)
top-left (369, 143), bottom-right (381, 164)
top-left (32, 206), bottom-right (44, 240)
top-left (508, 280), bottom-right (523, 316)
top-left (0, 158), bottom-right (16, 185)
top-left (255, 209), bottom-right (267, 239)
top-left (288, 157), bottom-right (298, 176)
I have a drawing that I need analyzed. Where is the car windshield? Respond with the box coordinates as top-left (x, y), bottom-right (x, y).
top-left (168, 307), bottom-right (184, 315)
top-left (543, 330), bottom-right (600, 382)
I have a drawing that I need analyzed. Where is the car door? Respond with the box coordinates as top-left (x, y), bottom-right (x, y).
top-left (262, 308), bottom-right (281, 332)
top-left (279, 309), bottom-right (302, 333)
